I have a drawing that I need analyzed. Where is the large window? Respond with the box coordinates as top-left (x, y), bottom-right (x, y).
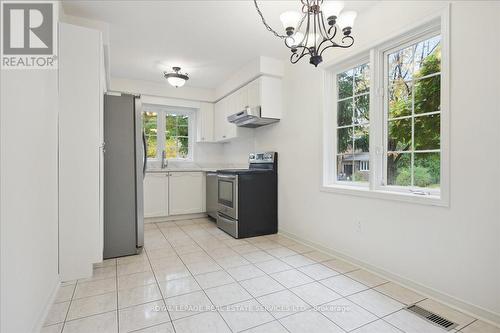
top-left (336, 63), bottom-right (370, 183)
top-left (386, 35), bottom-right (441, 190)
top-left (324, 19), bottom-right (448, 205)
top-left (142, 105), bottom-right (194, 160)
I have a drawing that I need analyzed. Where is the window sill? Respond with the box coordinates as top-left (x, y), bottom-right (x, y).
top-left (320, 184), bottom-right (449, 207)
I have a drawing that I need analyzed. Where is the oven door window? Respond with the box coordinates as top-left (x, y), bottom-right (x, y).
top-left (218, 180), bottom-right (234, 207)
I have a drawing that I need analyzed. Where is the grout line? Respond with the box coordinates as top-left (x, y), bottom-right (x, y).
top-left (143, 243), bottom-right (177, 333)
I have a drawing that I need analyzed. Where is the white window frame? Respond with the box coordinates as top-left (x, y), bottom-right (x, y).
top-left (142, 103), bottom-right (196, 162)
top-left (322, 7), bottom-right (450, 207)
top-left (327, 55), bottom-right (371, 189)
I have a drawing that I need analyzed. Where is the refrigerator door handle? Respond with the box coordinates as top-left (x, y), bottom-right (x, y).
top-left (142, 131), bottom-right (147, 178)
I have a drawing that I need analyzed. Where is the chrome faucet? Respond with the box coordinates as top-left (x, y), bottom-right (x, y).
top-left (161, 150), bottom-right (168, 169)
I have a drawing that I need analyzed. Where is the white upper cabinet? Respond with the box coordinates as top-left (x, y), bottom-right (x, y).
top-left (196, 102), bottom-right (214, 142)
top-left (212, 75), bottom-right (282, 142)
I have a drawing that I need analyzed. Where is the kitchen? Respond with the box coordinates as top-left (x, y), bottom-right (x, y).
top-left (1, 1), bottom-right (499, 333)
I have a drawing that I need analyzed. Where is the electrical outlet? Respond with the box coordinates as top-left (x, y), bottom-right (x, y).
top-left (356, 220), bottom-right (362, 233)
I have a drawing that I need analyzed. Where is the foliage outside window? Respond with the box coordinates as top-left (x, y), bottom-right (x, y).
top-left (336, 63), bottom-right (370, 183)
top-left (142, 107), bottom-right (192, 160)
top-left (386, 35), bottom-right (441, 190)
top-left (165, 114), bottom-right (189, 159)
top-left (143, 112), bottom-right (157, 158)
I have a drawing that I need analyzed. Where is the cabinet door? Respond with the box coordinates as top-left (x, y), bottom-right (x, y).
top-left (144, 173), bottom-right (168, 217)
top-left (224, 93), bottom-right (237, 140)
top-left (247, 78), bottom-right (261, 108)
top-left (169, 172), bottom-right (204, 215)
top-left (196, 102), bottom-right (214, 142)
top-left (214, 99), bottom-right (226, 141)
top-left (236, 86), bottom-right (248, 111)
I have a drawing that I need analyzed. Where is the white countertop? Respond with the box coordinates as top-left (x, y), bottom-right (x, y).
top-left (146, 162), bottom-right (247, 173)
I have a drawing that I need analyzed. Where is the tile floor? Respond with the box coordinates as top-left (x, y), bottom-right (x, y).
top-left (42, 218), bottom-right (499, 333)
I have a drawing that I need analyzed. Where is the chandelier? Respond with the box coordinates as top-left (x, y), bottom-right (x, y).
top-left (254, 0), bottom-right (356, 67)
top-left (163, 67), bottom-right (189, 88)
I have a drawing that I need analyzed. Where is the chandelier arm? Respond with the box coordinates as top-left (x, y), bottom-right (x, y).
top-left (319, 36), bottom-right (355, 57)
top-left (290, 47), bottom-right (311, 64)
top-left (253, 0), bottom-right (287, 39)
top-left (318, 10), bottom-right (330, 41)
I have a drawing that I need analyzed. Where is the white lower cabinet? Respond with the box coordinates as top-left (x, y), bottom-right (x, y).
top-left (144, 173), bottom-right (169, 217)
top-left (169, 172), bottom-right (205, 215)
top-left (144, 171), bottom-right (204, 217)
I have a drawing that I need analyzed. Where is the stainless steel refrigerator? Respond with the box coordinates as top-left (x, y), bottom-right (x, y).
top-left (103, 93), bottom-right (145, 259)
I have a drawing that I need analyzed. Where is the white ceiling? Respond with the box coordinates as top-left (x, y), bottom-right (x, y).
top-left (62, 1), bottom-right (375, 89)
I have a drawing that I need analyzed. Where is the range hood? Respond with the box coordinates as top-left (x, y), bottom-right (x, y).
top-left (227, 106), bottom-right (279, 128)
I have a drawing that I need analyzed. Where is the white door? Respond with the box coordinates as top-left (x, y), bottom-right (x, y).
top-left (144, 173), bottom-right (169, 217)
top-left (169, 172), bottom-right (204, 215)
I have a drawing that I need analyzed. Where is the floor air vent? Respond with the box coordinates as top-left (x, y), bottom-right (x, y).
top-left (405, 305), bottom-right (458, 331)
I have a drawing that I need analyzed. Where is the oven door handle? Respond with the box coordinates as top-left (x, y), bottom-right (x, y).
top-left (217, 174), bottom-right (237, 180)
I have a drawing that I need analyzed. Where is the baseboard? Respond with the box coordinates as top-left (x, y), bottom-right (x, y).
top-left (145, 213), bottom-right (208, 223)
top-left (32, 275), bottom-right (60, 333)
top-left (279, 228), bottom-right (500, 327)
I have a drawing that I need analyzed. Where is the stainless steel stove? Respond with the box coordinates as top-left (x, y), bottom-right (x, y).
top-left (216, 152), bottom-right (278, 238)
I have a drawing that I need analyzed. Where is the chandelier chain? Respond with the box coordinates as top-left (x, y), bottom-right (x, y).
top-left (253, 0), bottom-right (286, 39)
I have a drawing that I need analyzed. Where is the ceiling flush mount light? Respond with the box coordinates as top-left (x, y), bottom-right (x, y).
top-left (253, 0), bottom-right (356, 67)
top-left (163, 67), bottom-right (189, 87)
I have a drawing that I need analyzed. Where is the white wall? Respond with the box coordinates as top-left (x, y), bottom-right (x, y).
top-left (0, 70), bottom-right (60, 331)
top-left (254, 1), bottom-right (500, 324)
top-left (111, 77), bottom-right (215, 102)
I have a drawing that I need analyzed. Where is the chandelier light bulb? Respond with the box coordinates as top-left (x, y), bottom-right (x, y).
top-left (279, 11), bottom-right (302, 34)
top-left (337, 10), bottom-right (357, 33)
top-left (322, 1), bottom-right (345, 23)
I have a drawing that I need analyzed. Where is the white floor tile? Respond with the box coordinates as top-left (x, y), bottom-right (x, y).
top-left (153, 264), bottom-right (191, 282)
top-left (164, 290), bottom-right (213, 320)
top-left (44, 301), bottom-right (70, 326)
top-left (270, 269), bottom-right (313, 288)
top-left (62, 312), bottom-right (117, 333)
top-left (215, 255), bottom-right (251, 269)
top-left (226, 264), bottom-right (266, 281)
top-left (118, 284), bottom-right (162, 309)
top-left (74, 278), bottom-right (116, 299)
top-left (265, 247), bottom-right (298, 258)
top-left (118, 271), bottom-right (157, 290)
top-left (279, 310), bottom-right (344, 333)
top-left (243, 321), bottom-right (288, 333)
top-left (159, 276), bottom-right (201, 298)
top-left (185, 260), bottom-right (222, 275)
top-left (322, 259), bottom-right (359, 273)
top-left (205, 282), bottom-right (252, 307)
top-left (41, 323), bottom-right (63, 333)
top-left (117, 261), bottom-right (152, 276)
top-left (348, 289), bottom-right (404, 317)
top-left (254, 259), bottom-right (292, 274)
top-left (461, 320), bottom-right (500, 333)
top-left (118, 300), bottom-right (171, 332)
top-left (179, 251), bottom-right (211, 264)
top-left (232, 244), bottom-right (260, 254)
top-left (374, 282), bottom-right (425, 305)
top-left (280, 254), bottom-right (316, 268)
top-left (385, 309), bottom-right (450, 333)
top-left (66, 292), bottom-right (117, 321)
top-left (219, 299), bottom-right (274, 332)
top-left (290, 282), bottom-right (342, 306)
top-left (351, 319), bottom-right (403, 333)
top-left (319, 298), bottom-right (377, 331)
top-left (297, 263), bottom-right (340, 280)
top-left (78, 266), bottom-right (116, 282)
top-left (239, 275), bottom-right (285, 297)
top-left (194, 270), bottom-right (235, 289)
top-left (132, 322), bottom-right (175, 332)
top-left (303, 250), bottom-right (332, 262)
top-left (173, 311), bottom-right (231, 333)
top-left (257, 290), bottom-right (310, 319)
top-left (54, 285), bottom-right (75, 303)
top-left (320, 275), bottom-right (369, 296)
top-left (242, 251), bottom-right (275, 263)
top-left (345, 269), bottom-right (387, 287)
